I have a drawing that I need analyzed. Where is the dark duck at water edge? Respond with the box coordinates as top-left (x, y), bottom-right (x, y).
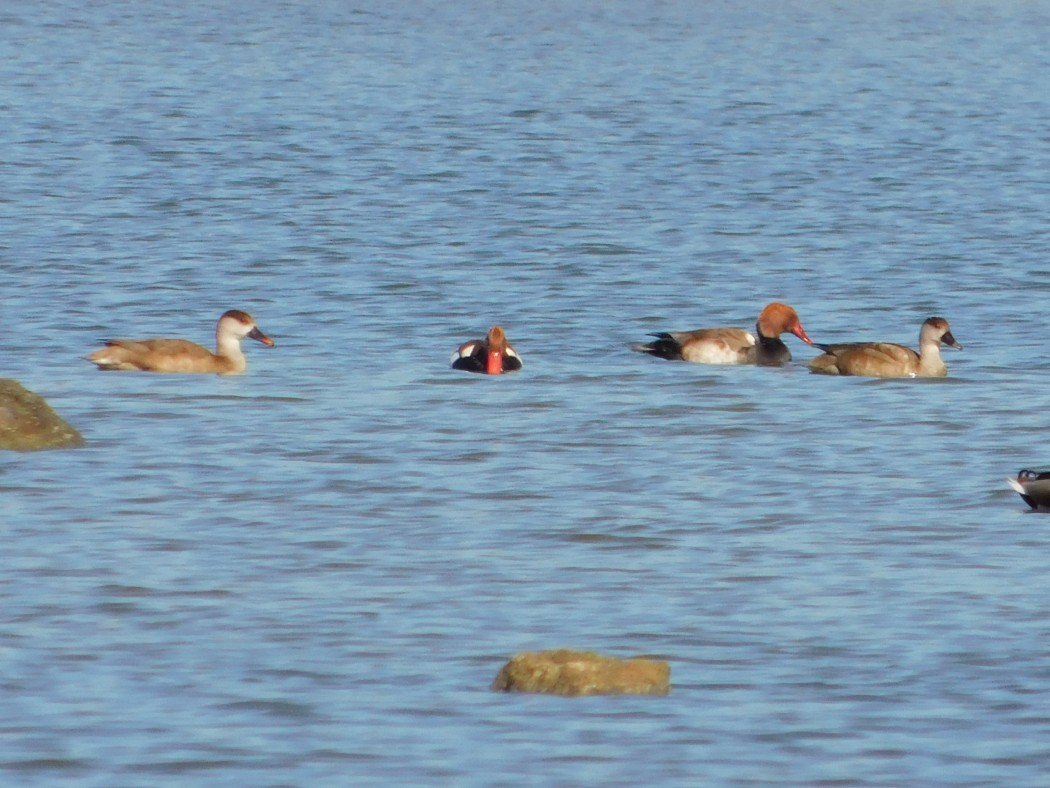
top-left (451, 325), bottom-right (522, 374)
top-left (630, 302), bottom-right (813, 366)
top-left (1008, 470), bottom-right (1050, 511)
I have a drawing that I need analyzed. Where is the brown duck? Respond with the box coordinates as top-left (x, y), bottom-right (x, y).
top-left (88, 310), bottom-right (274, 375)
top-left (808, 316), bottom-right (961, 378)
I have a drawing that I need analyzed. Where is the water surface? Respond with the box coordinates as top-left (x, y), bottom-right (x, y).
top-left (3, 1), bottom-right (1050, 785)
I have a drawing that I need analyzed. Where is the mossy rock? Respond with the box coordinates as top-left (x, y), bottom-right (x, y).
top-left (0, 380), bottom-right (85, 451)
top-left (493, 649), bottom-right (670, 697)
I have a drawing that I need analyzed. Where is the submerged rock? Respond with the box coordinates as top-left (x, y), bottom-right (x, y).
top-left (492, 649), bottom-right (670, 697)
top-left (0, 380), bottom-right (85, 451)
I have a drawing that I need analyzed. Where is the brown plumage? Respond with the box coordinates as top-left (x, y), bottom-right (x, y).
top-left (808, 316), bottom-right (961, 378)
top-left (88, 310), bottom-right (274, 375)
top-left (631, 303), bottom-right (813, 366)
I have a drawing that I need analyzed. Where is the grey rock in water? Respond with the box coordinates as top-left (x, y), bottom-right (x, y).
top-left (0, 379), bottom-right (85, 451)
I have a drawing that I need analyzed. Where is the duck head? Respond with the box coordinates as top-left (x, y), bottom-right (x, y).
top-left (756, 303), bottom-right (813, 344)
top-left (486, 325), bottom-right (508, 375)
top-left (921, 316), bottom-right (961, 350)
top-left (219, 309), bottom-right (275, 347)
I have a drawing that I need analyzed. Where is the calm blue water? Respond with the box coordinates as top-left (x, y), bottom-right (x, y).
top-left (4, 1), bottom-right (1050, 784)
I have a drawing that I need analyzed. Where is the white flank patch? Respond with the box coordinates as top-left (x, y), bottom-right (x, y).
top-left (452, 342), bottom-right (478, 361)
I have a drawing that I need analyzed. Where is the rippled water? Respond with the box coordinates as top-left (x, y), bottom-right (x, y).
top-left (4, 1), bottom-right (1050, 784)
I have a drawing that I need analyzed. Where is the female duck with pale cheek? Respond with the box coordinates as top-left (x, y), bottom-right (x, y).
top-left (87, 310), bottom-right (274, 375)
top-left (808, 316), bottom-right (961, 378)
top-left (631, 302), bottom-right (813, 366)
top-left (451, 325), bottom-right (522, 375)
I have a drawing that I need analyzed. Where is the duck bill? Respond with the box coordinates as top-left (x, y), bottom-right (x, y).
top-left (486, 350), bottom-right (503, 375)
top-left (248, 327), bottom-right (275, 347)
top-left (792, 324), bottom-right (814, 345)
top-left (942, 330), bottom-right (962, 350)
